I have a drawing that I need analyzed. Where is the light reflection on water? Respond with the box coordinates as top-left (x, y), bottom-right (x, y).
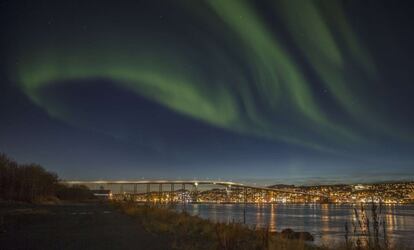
top-left (175, 204), bottom-right (414, 245)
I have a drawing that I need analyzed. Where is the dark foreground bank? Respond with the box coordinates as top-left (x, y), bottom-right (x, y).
top-left (0, 202), bottom-right (168, 250)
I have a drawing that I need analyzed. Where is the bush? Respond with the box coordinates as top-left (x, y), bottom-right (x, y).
top-left (0, 153), bottom-right (92, 202)
top-left (0, 153), bottom-right (58, 202)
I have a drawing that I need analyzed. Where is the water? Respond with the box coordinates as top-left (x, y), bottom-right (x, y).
top-left (175, 203), bottom-right (414, 245)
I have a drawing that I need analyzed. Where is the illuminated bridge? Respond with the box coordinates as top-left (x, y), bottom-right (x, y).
top-left (62, 180), bottom-right (328, 203)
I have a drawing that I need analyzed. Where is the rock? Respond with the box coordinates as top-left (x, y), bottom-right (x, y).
top-left (280, 228), bottom-right (314, 241)
top-left (297, 231), bottom-right (314, 241)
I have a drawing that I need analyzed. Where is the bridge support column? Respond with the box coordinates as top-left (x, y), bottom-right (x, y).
top-left (159, 184), bottom-right (162, 202)
top-left (243, 187), bottom-right (247, 224)
top-left (226, 185), bottom-right (231, 202)
top-left (170, 184), bottom-right (174, 203)
top-left (146, 183), bottom-right (150, 203)
top-left (133, 184), bottom-right (137, 201)
top-left (182, 184), bottom-right (185, 203)
top-left (193, 183), bottom-right (198, 203)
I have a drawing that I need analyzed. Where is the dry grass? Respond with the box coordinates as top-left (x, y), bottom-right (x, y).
top-left (114, 202), bottom-right (316, 250)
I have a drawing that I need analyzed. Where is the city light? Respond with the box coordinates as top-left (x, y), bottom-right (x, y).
top-left (97, 181), bottom-right (414, 204)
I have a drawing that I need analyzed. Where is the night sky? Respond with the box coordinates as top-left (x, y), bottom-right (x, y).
top-left (1, 0), bottom-right (414, 184)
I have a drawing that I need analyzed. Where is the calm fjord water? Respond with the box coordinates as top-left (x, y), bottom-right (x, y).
top-left (176, 204), bottom-right (414, 245)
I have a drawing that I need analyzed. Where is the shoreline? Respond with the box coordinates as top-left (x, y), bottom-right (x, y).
top-left (113, 200), bottom-right (414, 205)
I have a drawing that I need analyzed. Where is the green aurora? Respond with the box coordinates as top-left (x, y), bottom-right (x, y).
top-left (9, 0), bottom-right (413, 154)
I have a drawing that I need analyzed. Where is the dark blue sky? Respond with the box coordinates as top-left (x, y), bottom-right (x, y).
top-left (1, 0), bottom-right (414, 184)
